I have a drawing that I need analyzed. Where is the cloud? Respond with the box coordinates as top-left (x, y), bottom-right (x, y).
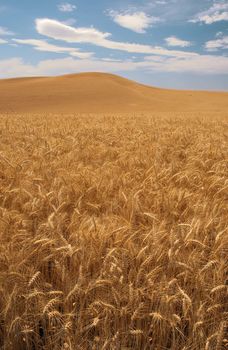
top-left (216, 31), bottom-right (223, 38)
top-left (35, 18), bottom-right (198, 58)
top-left (143, 54), bottom-right (228, 74)
top-left (36, 18), bottom-right (111, 43)
top-left (155, 1), bottom-right (167, 5)
top-left (13, 38), bottom-right (94, 59)
top-left (102, 58), bottom-right (122, 62)
top-left (0, 52), bottom-right (228, 79)
top-left (165, 36), bottom-right (192, 47)
top-left (58, 3), bottom-right (77, 12)
top-left (0, 26), bottom-right (14, 36)
top-left (205, 35), bottom-right (228, 51)
top-left (62, 18), bottom-right (77, 25)
top-left (0, 39), bottom-right (7, 44)
top-left (0, 57), bottom-right (138, 78)
top-left (107, 10), bottom-right (160, 33)
top-left (190, 2), bottom-right (228, 24)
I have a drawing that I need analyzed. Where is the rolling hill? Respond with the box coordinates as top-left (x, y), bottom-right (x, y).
top-left (0, 72), bottom-right (227, 113)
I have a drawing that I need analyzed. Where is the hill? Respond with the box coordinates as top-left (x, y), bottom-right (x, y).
top-left (0, 72), bottom-right (227, 113)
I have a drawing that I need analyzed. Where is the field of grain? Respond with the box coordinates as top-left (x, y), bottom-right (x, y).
top-left (0, 112), bottom-right (227, 350)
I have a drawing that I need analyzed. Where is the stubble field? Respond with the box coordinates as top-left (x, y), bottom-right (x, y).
top-left (0, 112), bottom-right (227, 349)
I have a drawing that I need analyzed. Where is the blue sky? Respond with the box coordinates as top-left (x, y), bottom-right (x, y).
top-left (0, 0), bottom-right (228, 90)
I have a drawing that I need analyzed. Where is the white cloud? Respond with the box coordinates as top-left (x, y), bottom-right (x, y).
top-left (62, 18), bottom-right (77, 25)
top-left (205, 35), bottom-right (228, 51)
top-left (190, 2), bottom-right (228, 24)
top-left (102, 57), bottom-right (122, 62)
top-left (58, 3), bottom-right (77, 12)
top-left (0, 57), bottom-right (137, 78)
top-left (35, 18), bottom-right (198, 58)
top-left (165, 36), bottom-right (192, 47)
top-left (0, 38), bottom-right (7, 44)
top-left (216, 31), bottom-right (223, 38)
top-left (107, 10), bottom-right (160, 33)
top-left (155, 1), bottom-right (167, 5)
top-left (143, 54), bottom-right (228, 74)
top-left (0, 52), bottom-right (228, 79)
top-left (0, 26), bottom-right (14, 36)
top-left (36, 18), bottom-right (111, 43)
top-left (12, 39), bottom-right (94, 59)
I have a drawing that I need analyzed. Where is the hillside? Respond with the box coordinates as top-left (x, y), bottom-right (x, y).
top-left (0, 72), bottom-right (227, 113)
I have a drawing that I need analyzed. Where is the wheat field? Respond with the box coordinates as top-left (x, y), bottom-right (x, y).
top-left (0, 112), bottom-right (227, 350)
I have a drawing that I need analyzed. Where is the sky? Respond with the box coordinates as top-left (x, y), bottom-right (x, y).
top-left (0, 0), bottom-right (228, 90)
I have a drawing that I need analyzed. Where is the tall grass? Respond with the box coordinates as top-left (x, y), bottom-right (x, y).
top-left (0, 112), bottom-right (227, 349)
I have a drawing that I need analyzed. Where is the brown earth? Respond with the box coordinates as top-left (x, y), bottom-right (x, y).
top-left (0, 72), bottom-right (227, 113)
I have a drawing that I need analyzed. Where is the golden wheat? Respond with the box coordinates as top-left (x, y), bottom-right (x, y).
top-left (0, 112), bottom-right (227, 349)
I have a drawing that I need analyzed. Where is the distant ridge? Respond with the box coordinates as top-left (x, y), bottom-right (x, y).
top-left (0, 72), bottom-right (227, 113)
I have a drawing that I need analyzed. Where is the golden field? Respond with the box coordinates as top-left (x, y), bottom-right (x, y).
top-left (0, 74), bottom-right (227, 349)
top-left (0, 73), bottom-right (228, 114)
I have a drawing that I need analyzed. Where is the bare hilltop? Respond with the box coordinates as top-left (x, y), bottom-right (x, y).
top-left (0, 72), bottom-right (227, 113)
